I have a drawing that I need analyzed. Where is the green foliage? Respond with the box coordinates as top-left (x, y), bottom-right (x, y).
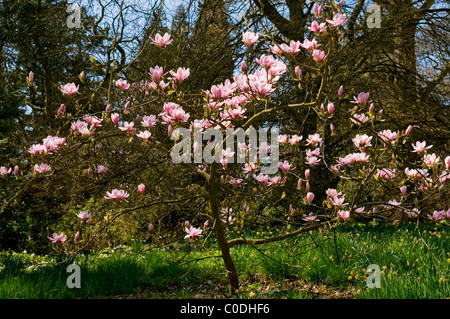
top-left (0, 223), bottom-right (448, 299)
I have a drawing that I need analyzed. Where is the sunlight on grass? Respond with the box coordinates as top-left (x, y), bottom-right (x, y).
top-left (0, 223), bottom-right (448, 299)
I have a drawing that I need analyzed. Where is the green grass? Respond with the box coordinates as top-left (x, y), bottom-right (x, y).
top-left (0, 223), bottom-right (448, 299)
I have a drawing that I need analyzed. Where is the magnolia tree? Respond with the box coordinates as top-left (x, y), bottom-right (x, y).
top-left (1, 1), bottom-right (450, 294)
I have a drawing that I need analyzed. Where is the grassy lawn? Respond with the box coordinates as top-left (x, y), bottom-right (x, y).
top-left (0, 223), bottom-right (448, 299)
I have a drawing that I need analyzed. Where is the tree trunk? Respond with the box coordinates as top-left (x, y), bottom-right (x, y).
top-left (208, 162), bottom-right (239, 294)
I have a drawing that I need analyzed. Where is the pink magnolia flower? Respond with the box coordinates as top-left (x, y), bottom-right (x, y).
top-left (405, 125), bottom-right (413, 136)
top-left (77, 211), bottom-right (92, 222)
top-left (138, 183), bottom-right (145, 195)
top-left (254, 173), bottom-right (272, 186)
top-left (0, 166), bottom-right (11, 176)
top-left (149, 66), bottom-right (164, 81)
top-left (300, 38), bottom-right (321, 51)
top-left (278, 134), bottom-right (289, 144)
top-left (34, 163), bottom-right (51, 174)
top-left (243, 162), bottom-right (259, 174)
top-left (289, 135), bottom-right (303, 145)
top-left (111, 113), bottom-right (120, 125)
top-left (305, 156), bottom-right (321, 167)
top-left (312, 49), bottom-right (326, 62)
top-left (250, 80), bottom-right (275, 96)
top-left (412, 141), bottom-right (432, 154)
top-left (294, 66), bottom-right (303, 79)
top-left (376, 168), bottom-right (396, 180)
top-left (326, 13), bottom-right (347, 27)
top-left (428, 210), bottom-right (447, 222)
top-left (169, 67), bottom-right (190, 82)
top-left (152, 33), bottom-right (173, 48)
top-left (137, 130), bottom-right (152, 141)
top-left (384, 199), bottom-right (402, 210)
top-left (404, 168), bottom-right (421, 179)
top-left (305, 181), bottom-right (310, 191)
top-left (303, 213), bottom-right (318, 222)
top-left (423, 153), bottom-right (440, 167)
top-left (256, 54), bottom-right (276, 68)
top-left (240, 60), bottom-right (247, 72)
top-left (445, 156), bottom-right (450, 170)
top-left (159, 102), bottom-right (190, 124)
top-left (270, 176), bottom-right (285, 186)
top-left (352, 134), bottom-right (373, 151)
top-left (48, 232), bottom-right (67, 244)
top-left (148, 223), bottom-right (154, 231)
top-left (57, 106), bottom-right (64, 117)
top-left (306, 192), bottom-right (315, 204)
top-left (104, 189), bottom-right (130, 202)
top-left (97, 165), bottom-right (108, 174)
top-left (243, 204), bottom-right (250, 214)
top-left (268, 60), bottom-right (287, 78)
top-left (327, 102), bottom-right (335, 115)
top-left (141, 115), bottom-right (157, 128)
top-left (330, 123), bottom-right (336, 135)
top-left (13, 165), bottom-right (19, 176)
top-left (28, 71), bottom-right (34, 85)
top-left (305, 169), bottom-right (310, 180)
top-left (278, 160), bottom-right (293, 173)
top-left (221, 148), bottom-right (235, 167)
top-left (338, 85), bottom-right (344, 97)
top-left (119, 121), bottom-right (136, 135)
top-left (221, 105), bottom-right (246, 120)
top-left (83, 115), bottom-right (103, 128)
top-left (350, 113), bottom-right (369, 126)
top-left (337, 153), bottom-right (369, 167)
top-left (308, 21), bottom-right (327, 34)
top-left (74, 231), bottom-right (80, 242)
top-left (184, 226), bottom-right (203, 239)
top-left (280, 40), bottom-right (302, 55)
top-left (313, 3), bottom-right (322, 16)
top-left (405, 208), bottom-right (420, 218)
top-left (400, 186), bottom-right (407, 195)
top-left (60, 83), bottom-right (79, 96)
top-left (337, 210), bottom-right (350, 221)
top-left (378, 129), bottom-right (398, 145)
top-left (28, 144), bottom-right (48, 155)
top-left (258, 142), bottom-right (271, 154)
top-left (158, 80), bottom-right (170, 90)
top-left (330, 196), bottom-right (348, 208)
top-left (289, 204), bottom-right (294, 214)
top-left (351, 92), bottom-right (371, 106)
top-left (114, 78), bottom-right (130, 90)
top-left (242, 31), bottom-right (259, 47)
top-left (270, 45), bottom-right (283, 56)
top-left (42, 136), bottom-right (66, 152)
top-left (326, 188), bottom-right (343, 199)
top-left (306, 133), bottom-right (323, 147)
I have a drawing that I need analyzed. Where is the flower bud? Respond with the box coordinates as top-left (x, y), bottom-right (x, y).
top-left (306, 192), bottom-right (315, 203)
top-left (138, 183), bottom-right (145, 195)
top-left (327, 102), bottom-right (335, 115)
